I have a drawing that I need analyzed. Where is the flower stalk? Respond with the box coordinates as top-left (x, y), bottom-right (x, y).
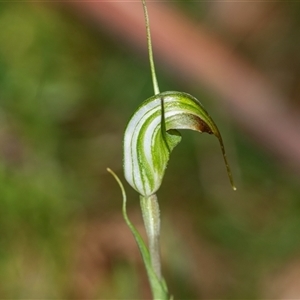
top-left (140, 194), bottom-right (162, 280)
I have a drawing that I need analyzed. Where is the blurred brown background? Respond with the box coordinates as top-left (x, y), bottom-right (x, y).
top-left (0, 1), bottom-right (300, 299)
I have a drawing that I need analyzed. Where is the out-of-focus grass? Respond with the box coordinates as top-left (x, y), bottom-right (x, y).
top-left (0, 2), bottom-right (300, 299)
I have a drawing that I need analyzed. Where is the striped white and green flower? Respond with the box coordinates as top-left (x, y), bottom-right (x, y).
top-left (124, 91), bottom-right (235, 197)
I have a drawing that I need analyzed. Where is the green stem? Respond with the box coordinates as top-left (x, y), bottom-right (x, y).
top-left (140, 194), bottom-right (162, 280)
top-left (108, 169), bottom-right (168, 299)
top-left (142, 0), bottom-right (160, 95)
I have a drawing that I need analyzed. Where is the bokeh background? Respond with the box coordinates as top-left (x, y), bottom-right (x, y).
top-left (1, 1), bottom-right (300, 299)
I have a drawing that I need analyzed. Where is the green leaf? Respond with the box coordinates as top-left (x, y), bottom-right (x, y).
top-left (107, 168), bottom-right (169, 300)
top-left (123, 91), bottom-right (236, 197)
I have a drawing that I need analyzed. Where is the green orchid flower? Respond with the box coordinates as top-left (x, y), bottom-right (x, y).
top-left (124, 90), bottom-right (236, 198)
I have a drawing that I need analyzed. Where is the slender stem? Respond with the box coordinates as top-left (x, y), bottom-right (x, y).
top-left (108, 169), bottom-right (169, 299)
top-left (142, 0), bottom-right (160, 95)
top-left (140, 194), bottom-right (162, 280)
top-left (142, 0), bottom-right (169, 167)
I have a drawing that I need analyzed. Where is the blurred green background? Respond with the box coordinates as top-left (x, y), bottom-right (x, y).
top-left (0, 2), bottom-right (300, 299)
